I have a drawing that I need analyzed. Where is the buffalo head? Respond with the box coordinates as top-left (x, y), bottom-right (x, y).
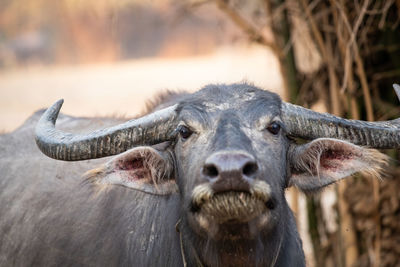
top-left (35, 83), bottom-right (399, 266)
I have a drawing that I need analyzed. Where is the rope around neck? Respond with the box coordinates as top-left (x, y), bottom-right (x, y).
top-left (175, 219), bottom-right (204, 267)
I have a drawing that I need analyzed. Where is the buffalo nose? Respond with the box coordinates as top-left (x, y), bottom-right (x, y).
top-left (203, 152), bottom-right (259, 193)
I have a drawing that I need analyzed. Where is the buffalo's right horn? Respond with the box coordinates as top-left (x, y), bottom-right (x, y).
top-left (282, 84), bottom-right (400, 149)
top-left (35, 99), bottom-right (178, 161)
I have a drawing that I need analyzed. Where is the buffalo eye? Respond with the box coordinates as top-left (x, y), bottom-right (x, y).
top-left (267, 122), bottom-right (281, 135)
top-left (178, 125), bottom-right (193, 140)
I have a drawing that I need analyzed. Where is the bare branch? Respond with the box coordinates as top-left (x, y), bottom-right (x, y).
top-left (213, 0), bottom-right (283, 57)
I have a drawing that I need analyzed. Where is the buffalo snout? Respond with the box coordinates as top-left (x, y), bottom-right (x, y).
top-left (202, 151), bottom-right (258, 194)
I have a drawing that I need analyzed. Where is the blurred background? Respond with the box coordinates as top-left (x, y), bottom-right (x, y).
top-left (0, 0), bottom-right (284, 132)
top-left (1, 0), bottom-right (400, 266)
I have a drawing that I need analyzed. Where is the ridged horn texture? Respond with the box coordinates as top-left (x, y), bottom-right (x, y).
top-left (35, 99), bottom-right (178, 161)
top-left (282, 84), bottom-right (400, 149)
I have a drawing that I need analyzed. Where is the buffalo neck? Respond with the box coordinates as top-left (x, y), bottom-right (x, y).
top-left (178, 198), bottom-right (306, 267)
top-left (178, 217), bottom-right (286, 267)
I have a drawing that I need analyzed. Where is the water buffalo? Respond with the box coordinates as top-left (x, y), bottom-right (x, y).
top-left (1, 83), bottom-right (399, 266)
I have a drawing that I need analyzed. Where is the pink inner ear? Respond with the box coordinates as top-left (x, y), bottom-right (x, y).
top-left (115, 158), bottom-right (150, 182)
top-left (117, 158), bottom-right (144, 170)
top-left (319, 148), bottom-right (357, 171)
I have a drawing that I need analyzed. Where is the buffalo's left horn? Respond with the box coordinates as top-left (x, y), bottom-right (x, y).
top-left (35, 99), bottom-right (178, 161)
top-left (282, 84), bottom-right (400, 149)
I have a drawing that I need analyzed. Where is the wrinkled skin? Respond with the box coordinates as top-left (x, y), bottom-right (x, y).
top-left (1, 83), bottom-right (387, 266)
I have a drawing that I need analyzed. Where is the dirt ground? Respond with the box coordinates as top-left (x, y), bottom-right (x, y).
top-left (0, 45), bottom-right (282, 132)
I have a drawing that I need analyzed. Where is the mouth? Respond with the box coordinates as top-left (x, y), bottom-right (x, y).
top-left (194, 191), bottom-right (268, 224)
top-left (190, 181), bottom-right (273, 225)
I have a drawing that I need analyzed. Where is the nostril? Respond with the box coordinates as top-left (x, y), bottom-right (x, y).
top-left (203, 164), bottom-right (219, 178)
top-left (265, 198), bottom-right (276, 210)
top-left (243, 162), bottom-right (258, 176)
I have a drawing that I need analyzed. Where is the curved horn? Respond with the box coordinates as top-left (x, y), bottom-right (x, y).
top-left (35, 99), bottom-right (178, 161)
top-left (282, 84), bottom-right (400, 149)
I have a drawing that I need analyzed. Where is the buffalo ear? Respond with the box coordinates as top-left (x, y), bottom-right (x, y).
top-left (84, 145), bottom-right (177, 195)
top-left (288, 138), bottom-right (388, 193)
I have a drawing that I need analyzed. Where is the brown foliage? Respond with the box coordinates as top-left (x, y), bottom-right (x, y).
top-left (345, 170), bottom-right (400, 267)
